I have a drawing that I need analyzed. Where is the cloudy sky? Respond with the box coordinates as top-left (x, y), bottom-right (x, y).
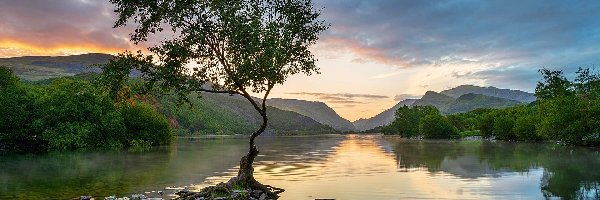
top-left (1, 0), bottom-right (599, 121)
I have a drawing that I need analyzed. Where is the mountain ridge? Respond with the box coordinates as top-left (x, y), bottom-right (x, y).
top-left (353, 99), bottom-right (417, 131)
top-left (441, 85), bottom-right (536, 103)
top-left (267, 98), bottom-right (356, 131)
top-left (0, 53), bottom-right (114, 81)
top-left (353, 86), bottom-right (533, 131)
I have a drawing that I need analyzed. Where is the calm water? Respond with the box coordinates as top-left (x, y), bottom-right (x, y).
top-left (1, 135), bottom-right (599, 199)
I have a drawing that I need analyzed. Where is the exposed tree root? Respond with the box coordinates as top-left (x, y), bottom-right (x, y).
top-left (175, 178), bottom-right (284, 200)
top-left (176, 145), bottom-right (284, 200)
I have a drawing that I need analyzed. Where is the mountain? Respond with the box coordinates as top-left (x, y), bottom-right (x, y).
top-left (0, 53), bottom-right (114, 81)
top-left (353, 99), bottom-right (417, 131)
top-left (411, 91), bottom-right (522, 114)
top-left (440, 85), bottom-right (536, 103)
top-left (158, 93), bottom-right (338, 135)
top-left (356, 86), bottom-right (530, 131)
top-left (445, 93), bottom-right (522, 114)
top-left (412, 91), bottom-right (456, 111)
top-left (267, 98), bottom-right (355, 131)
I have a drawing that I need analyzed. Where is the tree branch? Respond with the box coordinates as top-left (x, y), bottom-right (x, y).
top-left (195, 88), bottom-right (241, 95)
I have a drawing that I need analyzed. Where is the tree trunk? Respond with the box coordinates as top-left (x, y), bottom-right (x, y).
top-left (228, 110), bottom-right (267, 185)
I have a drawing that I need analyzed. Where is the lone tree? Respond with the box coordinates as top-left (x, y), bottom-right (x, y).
top-left (107, 0), bottom-right (327, 197)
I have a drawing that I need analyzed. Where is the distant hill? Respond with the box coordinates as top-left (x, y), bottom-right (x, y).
top-left (353, 99), bottom-right (416, 131)
top-left (268, 98), bottom-right (355, 131)
top-left (356, 85), bottom-right (530, 131)
top-left (159, 93), bottom-right (338, 135)
top-left (445, 93), bottom-right (522, 114)
top-left (0, 53), bottom-right (114, 81)
top-left (412, 91), bottom-right (522, 115)
top-left (440, 85), bottom-right (536, 103)
top-left (412, 91), bottom-right (456, 111)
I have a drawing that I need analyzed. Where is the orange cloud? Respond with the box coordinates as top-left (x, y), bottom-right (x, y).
top-left (0, 39), bottom-right (132, 58)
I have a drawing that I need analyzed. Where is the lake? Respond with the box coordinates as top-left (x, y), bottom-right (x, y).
top-left (1, 134), bottom-right (599, 199)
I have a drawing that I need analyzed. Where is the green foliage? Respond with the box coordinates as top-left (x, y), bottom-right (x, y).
top-left (535, 69), bottom-right (574, 99)
top-left (128, 139), bottom-right (152, 152)
top-left (478, 111), bottom-right (497, 138)
top-left (0, 66), bottom-right (37, 146)
top-left (512, 105), bottom-right (542, 141)
top-left (513, 115), bottom-right (540, 141)
top-left (0, 67), bottom-right (173, 152)
top-left (442, 68), bottom-right (600, 146)
top-left (384, 105), bottom-right (440, 137)
top-left (419, 114), bottom-right (460, 139)
top-left (108, 0), bottom-right (328, 147)
top-left (158, 93), bottom-right (254, 135)
top-left (447, 113), bottom-right (478, 132)
top-left (0, 66), bottom-right (19, 87)
top-left (535, 68), bottom-right (600, 146)
top-left (110, 0), bottom-right (327, 94)
top-left (493, 114), bottom-right (515, 140)
top-left (158, 92), bottom-right (336, 135)
top-left (122, 103), bottom-right (173, 146)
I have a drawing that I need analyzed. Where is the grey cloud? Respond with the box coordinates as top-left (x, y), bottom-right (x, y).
top-left (316, 0), bottom-right (600, 89)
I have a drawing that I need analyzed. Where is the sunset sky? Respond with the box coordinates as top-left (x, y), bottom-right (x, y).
top-left (1, 0), bottom-right (600, 121)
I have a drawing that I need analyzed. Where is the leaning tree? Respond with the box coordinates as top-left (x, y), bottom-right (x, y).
top-left (107, 0), bottom-right (327, 197)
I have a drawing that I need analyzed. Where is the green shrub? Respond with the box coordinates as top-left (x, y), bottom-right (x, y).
top-left (419, 114), bottom-right (460, 139)
top-left (478, 112), bottom-right (496, 138)
top-left (122, 103), bottom-right (173, 146)
top-left (385, 105), bottom-right (440, 137)
top-left (493, 114), bottom-right (515, 140)
top-left (514, 115), bottom-right (541, 141)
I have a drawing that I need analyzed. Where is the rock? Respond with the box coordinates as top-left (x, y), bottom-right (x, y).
top-left (130, 194), bottom-right (147, 200)
top-left (79, 196), bottom-right (93, 200)
top-left (259, 193), bottom-right (267, 200)
top-left (252, 190), bottom-right (262, 197)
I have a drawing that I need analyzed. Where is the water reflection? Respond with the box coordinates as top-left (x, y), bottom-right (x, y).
top-left (0, 135), bottom-right (599, 199)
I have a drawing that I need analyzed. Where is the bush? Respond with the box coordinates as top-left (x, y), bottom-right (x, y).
top-left (122, 103), bottom-right (173, 146)
top-left (514, 115), bottom-right (541, 141)
top-left (0, 67), bottom-right (38, 149)
top-left (478, 112), bottom-right (496, 138)
top-left (493, 114), bottom-right (515, 140)
top-left (419, 114), bottom-right (460, 139)
top-left (385, 105), bottom-right (440, 137)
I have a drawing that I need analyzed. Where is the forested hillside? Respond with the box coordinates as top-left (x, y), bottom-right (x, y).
top-left (159, 93), bottom-right (337, 135)
top-left (268, 98), bottom-right (355, 131)
top-left (441, 85), bottom-right (536, 103)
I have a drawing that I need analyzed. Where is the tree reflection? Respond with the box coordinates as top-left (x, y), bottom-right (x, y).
top-left (384, 137), bottom-right (600, 199)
